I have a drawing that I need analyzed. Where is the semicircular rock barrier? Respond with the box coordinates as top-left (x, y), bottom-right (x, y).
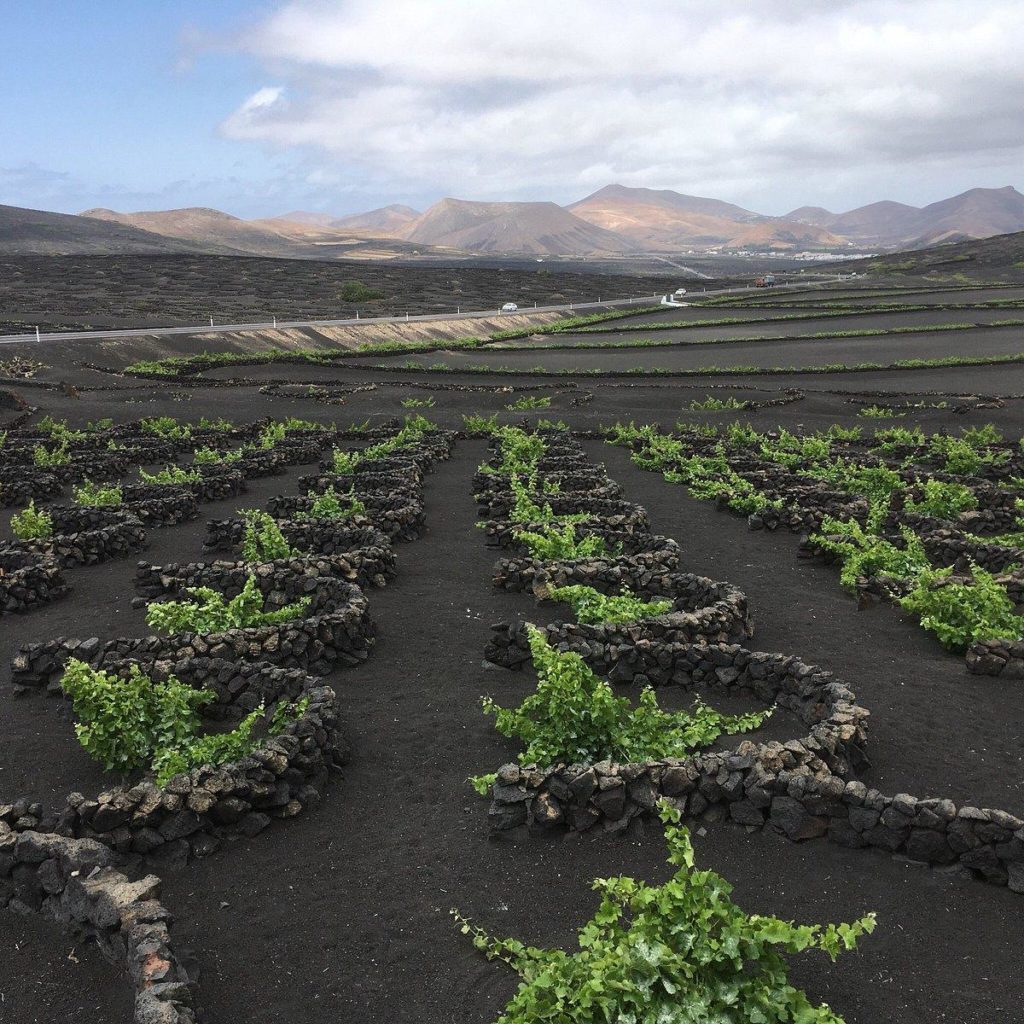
top-left (11, 576), bottom-right (373, 687)
top-left (201, 518), bottom-right (393, 562)
top-left (0, 550), bottom-right (69, 615)
top-left (3, 507), bottom-right (147, 567)
top-left (492, 536), bottom-right (682, 594)
top-left (471, 465), bottom-right (613, 495)
top-left (0, 827), bottom-right (198, 1024)
top-left (293, 471), bottom-right (423, 499)
top-left (966, 638), bottom-right (1024, 678)
top-left (480, 507), bottom-right (651, 549)
top-left (474, 484), bottom-right (626, 518)
top-left (2, 655), bottom-right (344, 862)
top-left (484, 574), bottom-right (752, 669)
top-left (0, 468), bottom-right (64, 507)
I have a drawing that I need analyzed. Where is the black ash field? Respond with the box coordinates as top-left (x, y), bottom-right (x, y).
top-left (2, 262), bottom-right (1024, 1024)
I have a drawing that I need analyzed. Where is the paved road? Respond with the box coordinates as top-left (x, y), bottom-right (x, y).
top-left (0, 277), bottom-right (847, 348)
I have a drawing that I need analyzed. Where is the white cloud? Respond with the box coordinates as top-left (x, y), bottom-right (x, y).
top-left (218, 0), bottom-right (1024, 210)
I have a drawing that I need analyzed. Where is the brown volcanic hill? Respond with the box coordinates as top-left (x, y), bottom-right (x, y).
top-left (0, 203), bottom-right (225, 255)
top-left (330, 204), bottom-right (420, 233)
top-left (401, 198), bottom-right (634, 255)
top-left (568, 184), bottom-right (840, 250)
top-left (81, 207), bottom-right (305, 258)
top-left (724, 220), bottom-right (845, 250)
top-left (784, 188), bottom-right (1024, 248)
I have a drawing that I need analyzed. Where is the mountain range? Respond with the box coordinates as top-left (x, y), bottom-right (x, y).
top-left (1, 184), bottom-right (1022, 259)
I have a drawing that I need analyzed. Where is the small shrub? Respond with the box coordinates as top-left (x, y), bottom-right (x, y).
top-left (548, 584), bottom-right (673, 625)
top-left (33, 440), bottom-right (70, 466)
top-left (340, 280), bottom-right (385, 302)
top-left (899, 564), bottom-right (1023, 651)
top-left (11, 500), bottom-right (53, 540)
top-left (401, 396), bottom-right (435, 408)
top-left (192, 446), bottom-right (242, 465)
top-left (145, 575), bottom-right (311, 634)
top-left (858, 404), bottom-right (903, 419)
top-left (60, 659), bottom-right (211, 775)
top-left (505, 395), bottom-right (552, 411)
top-left (72, 481), bottom-right (122, 507)
top-left (298, 485), bottom-right (366, 521)
top-left (688, 395), bottom-right (748, 411)
top-left (330, 449), bottom-right (362, 474)
top-left (239, 509), bottom-right (298, 561)
top-left (141, 416), bottom-right (192, 440)
top-left (471, 627), bottom-right (768, 783)
top-left (513, 522), bottom-right (617, 561)
top-left (905, 480), bottom-right (978, 520)
top-left (454, 802), bottom-right (874, 1024)
top-left (139, 465), bottom-right (202, 485)
top-left (463, 413), bottom-right (499, 434)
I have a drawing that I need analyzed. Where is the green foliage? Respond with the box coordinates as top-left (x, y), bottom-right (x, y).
top-left (298, 485), bottom-right (366, 521)
top-left (256, 421), bottom-right (286, 449)
top-left (548, 584), bottom-right (673, 625)
top-left (688, 394), bottom-right (749, 411)
top-left (11, 500), bottom-right (53, 540)
top-left (492, 426), bottom-right (547, 475)
top-left (139, 465), bottom-right (202, 485)
top-left (401, 396), bottom-right (436, 408)
top-left (463, 413), bottom-right (500, 434)
top-left (141, 416), bottom-right (192, 440)
top-left (240, 509), bottom-right (298, 561)
top-left (905, 480), bottom-right (978, 520)
top-left (872, 426), bottom-right (925, 452)
top-left (33, 440), bottom-right (70, 466)
top-left (505, 395), bottom-right (552, 411)
top-left (513, 522), bottom-right (616, 561)
top-left (725, 421), bottom-right (762, 446)
top-left (825, 424), bottom-right (863, 441)
top-left (192, 446), bottom-right (243, 465)
top-left (899, 564), bottom-right (1023, 651)
top-left (60, 659), bottom-right (211, 775)
top-left (145, 575), bottom-right (311, 634)
top-left (72, 480), bottom-right (122, 507)
top-left (330, 448), bottom-right (362, 474)
top-left (196, 416), bottom-right (235, 431)
top-left (475, 627), bottom-right (768, 773)
top-left (281, 416), bottom-right (330, 432)
top-left (340, 280), bottom-right (385, 302)
top-left (152, 698), bottom-right (308, 786)
top-left (811, 517), bottom-right (928, 590)
top-left (85, 417), bottom-right (114, 432)
top-left (454, 802), bottom-right (875, 1024)
top-left (858, 404), bottom-right (904, 419)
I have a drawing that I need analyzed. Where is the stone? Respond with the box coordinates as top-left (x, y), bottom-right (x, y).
top-left (770, 797), bottom-right (828, 841)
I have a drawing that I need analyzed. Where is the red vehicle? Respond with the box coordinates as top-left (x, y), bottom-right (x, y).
top-left (754, 274), bottom-right (776, 288)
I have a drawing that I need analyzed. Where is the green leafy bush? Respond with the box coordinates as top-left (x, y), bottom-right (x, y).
top-left (197, 416), bottom-right (235, 431)
top-left (297, 485), bottom-right (367, 521)
top-left (152, 698), bottom-right (308, 785)
top-left (472, 627), bottom-right (767, 785)
top-left (72, 480), bottom-right (122, 507)
top-left (505, 395), bottom-right (552, 411)
top-left (811, 517), bottom-right (928, 591)
top-left (513, 522), bottom-right (615, 560)
top-left (141, 416), bottom-right (192, 440)
top-left (330, 448), bottom-right (362, 474)
top-left (905, 480), bottom-right (978, 520)
top-left (454, 801), bottom-right (875, 1024)
top-left (192, 446), bottom-right (242, 465)
top-left (11, 500), bottom-right (53, 540)
top-left (548, 584), bottom-right (673, 624)
top-left (688, 395), bottom-right (749, 410)
top-left (401, 396), bottom-right (435, 408)
top-left (240, 509), bottom-right (298, 561)
top-left (463, 413), bottom-right (499, 434)
top-left (61, 659), bottom-right (211, 774)
top-left (340, 280), bottom-right (385, 302)
top-left (139, 465), bottom-right (202, 485)
top-left (899, 564), bottom-right (1023, 651)
top-left (858, 404), bottom-right (903, 419)
top-left (145, 575), bottom-right (311, 634)
top-left (33, 440), bottom-right (70, 466)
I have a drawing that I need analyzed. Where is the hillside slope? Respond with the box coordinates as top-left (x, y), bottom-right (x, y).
top-left (402, 198), bottom-right (634, 254)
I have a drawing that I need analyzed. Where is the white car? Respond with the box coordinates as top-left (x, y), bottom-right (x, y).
top-left (501, 302), bottom-right (518, 312)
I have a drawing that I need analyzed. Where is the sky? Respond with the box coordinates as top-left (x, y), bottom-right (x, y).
top-left (2, 0), bottom-right (1023, 220)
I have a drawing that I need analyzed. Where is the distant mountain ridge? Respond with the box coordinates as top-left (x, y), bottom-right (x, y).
top-left (1, 183), bottom-right (1022, 258)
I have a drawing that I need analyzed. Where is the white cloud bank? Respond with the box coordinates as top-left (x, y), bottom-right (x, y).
top-left (219, 0), bottom-right (1024, 210)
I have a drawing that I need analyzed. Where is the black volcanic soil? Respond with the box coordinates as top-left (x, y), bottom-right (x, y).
top-left (2, 276), bottom-right (1024, 1023)
top-left (0, 255), bottom-right (691, 334)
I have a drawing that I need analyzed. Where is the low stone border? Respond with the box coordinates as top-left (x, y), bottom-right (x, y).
top-left (3, 655), bottom-right (344, 864)
top-left (191, 466), bottom-right (246, 502)
top-left (0, 550), bottom-right (69, 615)
top-left (0, 468), bottom-right (65, 507)
top-left (11, 576), bottom-right (373, 686)
top-left (471, 465), bottom-right (613, 494)
top-left (291, 472), bottom-right (422, 500)
top-left (0, 828), bottom-right (197, 1023)
top-left (485, 572), bottom-right (752, 668)
top-left (475, 483), bottom-right (625, 517)
top-left (480, 508), bottom-right (651, 548)
top-left (966, 638), bottom-right (1024, 678)
top-left (492, 537), bottom-right (682, 593)
top-left (3, 507), bottom-right (147, 567)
